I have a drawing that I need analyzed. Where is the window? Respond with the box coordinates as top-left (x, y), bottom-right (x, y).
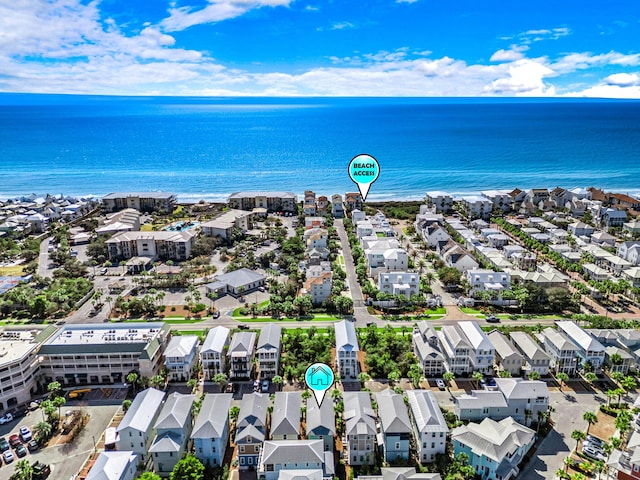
top-left (140, 443), bottom-right (143, 448)
top-left (395, 443), bottom-right (400, 450)
top-left (129, 432), bottom-right (132, 437)
top-left (240, 458), bottom-right (245, 465)
top-left (431, 443), bottom-right (435, 448)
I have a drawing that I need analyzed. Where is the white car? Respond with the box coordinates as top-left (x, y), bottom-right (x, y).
top-left (583, 446), bottom-right (606, 461)
top-left (0, 413), bottom-right (13, 424)
top-left (436, 379), bottom-right (446, 390)
top-left (19, 426), bottom-right (33, 442)
top-left (3, 450), bottom-right (14, 463)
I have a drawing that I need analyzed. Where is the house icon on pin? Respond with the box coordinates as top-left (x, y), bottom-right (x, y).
top-left (309, 365), bottom-right (331, 387)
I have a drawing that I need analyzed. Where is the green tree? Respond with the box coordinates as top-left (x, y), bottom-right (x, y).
top-left (584, 372), bottom-right (597, 387)
top-left (47, 381), bottom-right (61, 398)
top-left (170, 454), bottom-right (205, 480)
top-left (583, 411), bottom-right (598, 435)
top-left (212, 373), bottom-right (228, 391)
top-left (35, 421), bottom-right (53, 441)
top-left (272, 375), bottom-right (284, 391)
top-left (556, 372), bottom-right (569, 392)
top-left (229, 406), bottom-right (240, 423)
top-left (13, 459), bottom-right (33, 480)
top-left (150, 374), bottom-right (165, 390)
top-left (499, 370), bottom-right (512, 378)
top-left (528, 371), bottom-right (541, 381)
top-left (187, 378), bottom-right (198, 393)
top-left (122, 399), bottom-right (132, 412)
top-left (358, 372), bottom-right (371, 385)
top-left (293, 295), bottom-right (313, 316)
top-left (472, 371), bottom-right (484, 388)
top-left (136, 473), bottom-right (162, 480)
top-left (621, 376), bottom-right (637, 393)
top-left (388, 370), bottom-right (401, 385)
top-left (126, 371), bottom-right (139, 395)
top-left (52, 396), bottom-right (66, 426)
top-left (571, 429), bottom-right (586, 452)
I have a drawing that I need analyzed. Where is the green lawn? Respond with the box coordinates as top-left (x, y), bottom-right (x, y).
top-left (235, 313), bottom-right (343, 322)
top-left (110, 317), bottom-right (206, 324)
top-left (460, 307), bottom-right (483, 314)
top-left (0, 265), bottom-right (24, 275)
top-left (173, 329), bottom-right (207, 337)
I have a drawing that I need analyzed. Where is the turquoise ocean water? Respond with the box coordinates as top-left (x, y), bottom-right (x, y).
top-left (0, 95), bottom-right (639, 202)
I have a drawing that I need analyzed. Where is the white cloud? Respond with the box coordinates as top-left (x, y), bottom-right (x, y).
top-left (160, 0), bottom-right (293, 32)
top-left (552, 51), bottom-right (640, 74)
top-left (565, 84), bottom-right (640, 99)
top-left (518, 26), bottom-right (571, 43)
top-left (604, 72), bottom-right (640, 86)
top-left (396, 0), bottom-right (419, 3)
top-left (490, 45), bottom-right (529, 62)
top-left (331, 21), bottom-right (355, 30)
top-left (485, 59), bottom-right (555, 95)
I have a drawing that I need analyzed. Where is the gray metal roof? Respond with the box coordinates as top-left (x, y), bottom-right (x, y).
top-left (229, 191), bottom-right (297, 199)
top-left (237, 393), bottom-right (269, 430)
top-left (381, 467), bottom-right (442, 480)
top-left (440, 325), bottom-right (471, 350)
top-left (335, 320), bottom-right (359, 352)
top-left (451, 417), bottom-right (535, 463)
top-left (417, 321), bottom-right (437, 341)
top-left (229, 332), bottom-right (256, 355)
top-left (86, 452), bottom-right (138, 480)
top-left (376, 390), bottom-right (412, 434)
top-left (191, 394), bottom-right (233, 439)
top-left (261, 439), bottom-right (324, 465)
top-left (164, 335), bottom-right (199, 358)
top-left (235, 423), bottom-right (265, 443)
top-left (509, 331), bottom-right (550, 362)
top-left (257, 323), bottom-right (282, 353)
top-left (495, 378), bottom-right (549, 400)
top-left (406, 390), bottom-right (449, 434)
top-left (153, 392), bottom-right (195, 430)
top-left (344, 392), bottom-right (376, 436)
top-left (557, 321), bottom-right (605, 353)
top-left (116, 388), bottom-right (165, 434)
top-left (306, 396), bottom-right (336, 436)
top-left (102, 192), bottom-right (175, 200)
top-left (271, 392), bottom-right (301, 437)
top-left (201, 326), bottom-right (230, 354)
top-left (149, 431), bottom-right (183, 453)
top-left (487, 330), bottom-right (522, 362)
top-left (278, 470), bottom-right (324, 480)
top-left (456, 391), bottom-right (507, 410)
top-left (413, 334), bottom-right (444, 363)
top-left (542, 327), bottom-right (579, 352)
top-left (215, 268), bottom-right (266, 288)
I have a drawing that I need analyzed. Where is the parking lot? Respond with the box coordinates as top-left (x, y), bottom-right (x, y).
top-left (0, 405), bottom-right (119, 480)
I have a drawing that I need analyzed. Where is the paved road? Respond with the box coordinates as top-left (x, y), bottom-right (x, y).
top-left (37, 237), bottom-right (53, 279)
top-left (334, 219), bottom-right (385, 327)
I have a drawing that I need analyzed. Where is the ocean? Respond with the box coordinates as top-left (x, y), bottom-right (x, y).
top-left (1, 95), bottom-right (639, 202)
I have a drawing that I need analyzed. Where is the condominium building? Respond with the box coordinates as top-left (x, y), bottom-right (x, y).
top-left (228, 191), bottom-right (297, 213)
top-left (102, 192), bottom-right (177, 213)
top-left (38, 323), bottom-right (170, 386)
top-left (106, 230), bottom-right (196, 262)
top-left (0, 326), bottom-right (56, 413)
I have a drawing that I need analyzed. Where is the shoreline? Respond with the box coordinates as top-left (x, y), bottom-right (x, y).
top-left (2, 186), bottom-right (640, 204)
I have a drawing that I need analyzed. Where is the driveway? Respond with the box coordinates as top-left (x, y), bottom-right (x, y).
top-left (37, 237), bottom-right (54, 279)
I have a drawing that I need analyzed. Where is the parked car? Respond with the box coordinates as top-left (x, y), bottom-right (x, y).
top-left (583, 446), bottom-right (606, 461)
top-left (253, 380), bottom-right (260, 392)
top-left (19, 426), bottom-right (32, 442)
top-left (238, 324), bottom-right (250, 330)
top-left (0, 413), bottom-right (13, 425)
top-left (9, 435), bottom-right (21, 449)
top-left (100, 267), bottom-right (108, 275)
top-left (27, 440), bottom-right (39, 452)
top-left (213, 310), bottom-right (220, 319)
top-left (32, 461), bottom-right (51, 480)
top-left (3, 450), bottom-right (14, 464)
top-left (0, 437), bottom-right (9, 452)
top-left (15, 444), bottom-right (27, 458)
top-left (486, 315), bottom-right (500, 323)
top-left (261, 380), bottom-right (269, 393)
top-left (436, 379), bottom-right (446, 390)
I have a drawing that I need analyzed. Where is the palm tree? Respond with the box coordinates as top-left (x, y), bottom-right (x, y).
top-left (187, 378), bottom-right (198, 393)
top-left (564, 456), bottom-right (573, 473)
top-left (499, 370), bottom-right (512, 378)
top-left (212, 373), bottom-right (228, 392)
top-left (126, 372), bottom-right (139, 395)
top-left (272, 375), bottom-right (284, 391)
top-left (556, 372), bottom-right (569, 392)
top-left (621, 376), bottom-right (637, 393)
top-left (584, 372), bottom-right (598, 388)
top-left (388, 370), bottom-right (400, 386)
top-left (527, 371), bottom-right (541, 381)
top-left (14, 459), bottom-right (33, 480)
top-left (472, 371), bottom-right (484, 388)
top-left (150, 374), bottom-right (165, 390)
top-left (571, 429), bottom-right (586, 452)
top-left (52, 396), bottom-right (66, 427)
top-left (358, 372), bottom-right (371, 385)
top-left (301, 390), bottom-right (312, 401)
top-left (443, 371), bottom-right (455, 396)
top-left (35, 420), bottom-right (52, 441)
top-left (583, 411), bottom-right (598, 434)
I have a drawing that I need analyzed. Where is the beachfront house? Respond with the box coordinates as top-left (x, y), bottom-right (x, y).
top-left (201, 326), bottom-right (230, 380)
top-left (236, 393), bottom-right (269, 470)
top-left (306, 396), bottom-right (336, 452)
top-left (425, 191), bottom-right (454, 214)
top-left (257, 324), bottom-right (281, 380)
top-left (376, 390), bottom-right (412, 463)
top-left (344, 392), bottom-right (377, 465)
top-left (451, 417), bottom-right (536, 480)
top-left (163, 335), bottom-right (199, 382)
top-left (191, 394), bottom-right (233, 468)
top-left (228, 332), bottom-right (257, 380)
top-left (335, 320), bottom-right (360, 380)
top-left (149, 392), bottom-right (195, 476)
top-left (116, 388), bottom-right (165, 463)
top-left (406, 390), bottom-right (449, 464)
top-left (102, 192), bottom-right (177, 213)
top-left (509, 331), bottom-right (551, 376)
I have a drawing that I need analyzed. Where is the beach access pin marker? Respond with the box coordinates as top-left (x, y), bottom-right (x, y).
top-left (348, 154), bottom-right (380, 202)
top-left (305, 362), bottom-right (335, 407)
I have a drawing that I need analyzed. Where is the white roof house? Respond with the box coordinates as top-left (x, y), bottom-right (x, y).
top-left (335, 320), bottom-right (359, 353)
top-left (116, 387), bottom-right (165, 437)
top-left (85, 451), bottom-right (138, 480)
top-left (556, 320), bottom-right (606, 371)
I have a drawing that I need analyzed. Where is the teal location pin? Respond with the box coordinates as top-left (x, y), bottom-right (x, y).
top-left (348, 154), bottom-right (380, 202)
top-left (305, 362), bottom-right (335, 407)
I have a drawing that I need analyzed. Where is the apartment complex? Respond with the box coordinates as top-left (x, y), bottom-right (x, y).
top-left (228, 191), bottom-right (297, 213)
top-left (106, 230), bottom-right (196, 262)
top-left (38, 323), bottom-right (170, 386)
top-left (102, 192), bottom-right (177, 213)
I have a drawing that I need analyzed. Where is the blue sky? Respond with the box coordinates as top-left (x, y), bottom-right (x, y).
top-left (0, 0), bottom-right (639, 97)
